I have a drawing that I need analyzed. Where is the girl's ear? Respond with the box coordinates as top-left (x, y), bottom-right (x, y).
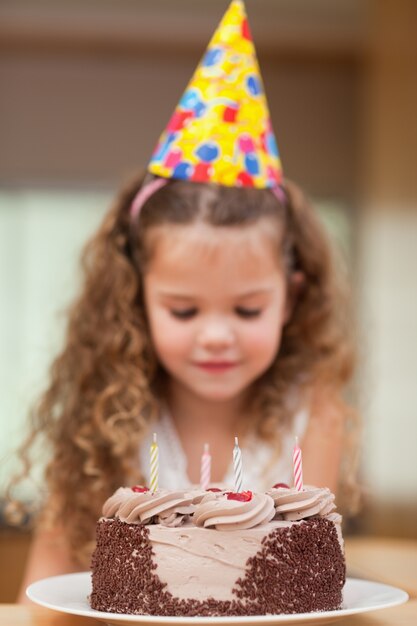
top-left (284, 270), bottom-right (305, 323)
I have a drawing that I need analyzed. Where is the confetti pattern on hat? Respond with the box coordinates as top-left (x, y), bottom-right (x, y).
top-left (148, 0), bottom-right (283, 188)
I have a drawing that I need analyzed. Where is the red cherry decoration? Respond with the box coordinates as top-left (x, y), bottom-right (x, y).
top-left (206, 487), bottom-right (222, 492)
top-left (227, 490), bottom-right (253, 502)
top-left (132, 485), bottom-right (150, 493)
top-left (273, 483), bottom-right (290, 489)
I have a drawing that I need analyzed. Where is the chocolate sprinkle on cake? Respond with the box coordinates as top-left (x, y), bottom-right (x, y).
top-left (90, 517), bottom-right (345, 616)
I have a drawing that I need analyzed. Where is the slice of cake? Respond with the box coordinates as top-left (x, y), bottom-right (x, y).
top-left (90, 485), bottom-right (345, 616)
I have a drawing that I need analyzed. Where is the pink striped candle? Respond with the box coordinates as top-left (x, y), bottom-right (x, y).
top-left (293, 436), bottom-right (303, 491)
top-left (200, 443), bottom-right (211, 490)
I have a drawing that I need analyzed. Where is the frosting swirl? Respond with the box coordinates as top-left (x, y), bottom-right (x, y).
top-left (193, 492), bottom-right (275, 530)
top-left (267, 485), bottom-right (336, 521)
top-left (102, 488), bottom-right (194, 527)
top-left (102, 485), bottom-right (339, 529)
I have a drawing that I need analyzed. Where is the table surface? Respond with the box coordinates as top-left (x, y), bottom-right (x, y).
top-left (1, 536), bottom-right (416, 625)
top-left (345, 536), bottom-right (417, 598)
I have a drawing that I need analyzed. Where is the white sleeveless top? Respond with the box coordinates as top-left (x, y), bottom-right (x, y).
top-left (139, 409), bottom-right (308, 492)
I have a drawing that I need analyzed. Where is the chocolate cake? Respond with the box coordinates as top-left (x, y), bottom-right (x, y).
top-left (90, 485), bottom-right (345, 616)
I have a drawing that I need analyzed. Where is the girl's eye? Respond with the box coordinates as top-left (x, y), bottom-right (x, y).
top-left (169, 307), bottom-right (261, 320)
top-left (170, 308), bottom-right (197, 320)
top-left (235, 307), bottom-right (262, 319)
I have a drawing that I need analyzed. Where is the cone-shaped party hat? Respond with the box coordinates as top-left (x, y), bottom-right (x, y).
top-left (148, 0), bottom-right (283, 188)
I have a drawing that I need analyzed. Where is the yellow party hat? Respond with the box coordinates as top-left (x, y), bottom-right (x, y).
top-left (148, 0), bottom-right (282, 188)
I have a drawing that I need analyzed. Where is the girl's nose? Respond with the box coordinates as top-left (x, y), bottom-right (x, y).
top-left (197, 317), bottom-right (235, 350)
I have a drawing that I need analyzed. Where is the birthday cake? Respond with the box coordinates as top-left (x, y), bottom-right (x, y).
top-left (90, 0), bottom-right (346, 612)
top-left (90, 485), bottom-right (345, 616)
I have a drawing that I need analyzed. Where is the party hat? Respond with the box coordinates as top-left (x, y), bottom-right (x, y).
top-left (148, 0), bottom-right (283, 188)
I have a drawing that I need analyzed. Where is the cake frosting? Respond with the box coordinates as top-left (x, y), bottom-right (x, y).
top-left (103, 487), bottom-right (196, 526)
top-left (193, 491), bottom-right (275, 530)
top-left (268, 485), bottom-right (337, 519)
top-left (90, 485), bottom-right (345, 616)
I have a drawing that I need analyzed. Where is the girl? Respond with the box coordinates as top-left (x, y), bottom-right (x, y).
top-left (9, 171), bottom-right (360, 600)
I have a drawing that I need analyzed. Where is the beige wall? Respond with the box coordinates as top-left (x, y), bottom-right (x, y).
top-left (357, 0), bottom-right (417, 526)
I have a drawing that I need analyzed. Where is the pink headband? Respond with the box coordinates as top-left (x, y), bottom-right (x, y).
top-left (272, 185), bottom-right (287, 206)
top-left (130, 179), bottom-right (286, 220)
top-left (130, 177), bottom-right (168, 220)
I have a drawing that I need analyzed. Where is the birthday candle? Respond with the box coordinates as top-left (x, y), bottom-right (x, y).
top-left (293, 436), bottom-right (303, 491)
top-left (150, 433), bottom-right (159, 492)
top-left (200, 443), bottom-right (211, 490)
top-left (233, 436), bottom-right (243, 493)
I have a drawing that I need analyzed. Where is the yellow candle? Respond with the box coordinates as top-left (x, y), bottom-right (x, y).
top-left (150, 432), bottom-right (159, 492)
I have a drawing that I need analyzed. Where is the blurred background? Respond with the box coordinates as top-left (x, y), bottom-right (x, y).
top-left (0, 0), bottom-right (416, 601)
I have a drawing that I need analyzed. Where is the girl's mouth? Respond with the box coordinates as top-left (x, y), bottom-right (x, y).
top-left (194, 361), bottom-right (239, 373)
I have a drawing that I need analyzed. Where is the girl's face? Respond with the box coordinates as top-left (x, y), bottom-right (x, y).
top-left (143, 220), bottom-right (290, 403)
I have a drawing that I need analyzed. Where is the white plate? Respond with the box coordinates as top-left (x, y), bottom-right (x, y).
top-left (27, 573), bottom-right (409, 626)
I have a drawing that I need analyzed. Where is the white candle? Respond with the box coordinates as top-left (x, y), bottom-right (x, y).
top-left (233, 436), bottom-right (243, 493)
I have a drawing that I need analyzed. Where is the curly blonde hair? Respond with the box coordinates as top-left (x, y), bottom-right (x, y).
top-left (7, 172), bottom-right (360, 566)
